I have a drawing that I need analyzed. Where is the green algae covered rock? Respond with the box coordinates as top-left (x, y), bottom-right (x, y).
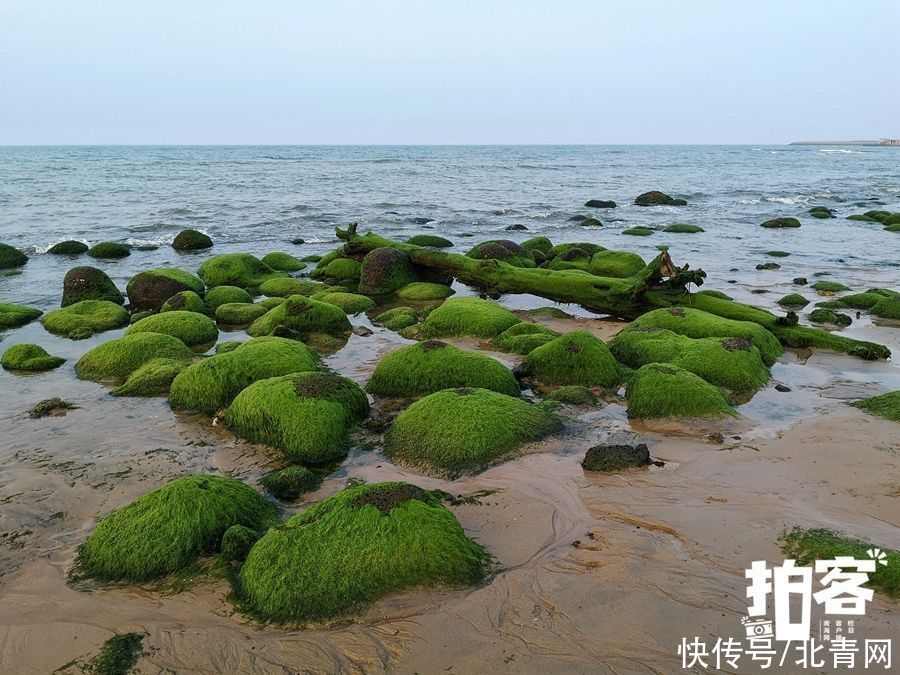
top-left (204, 285), bottom-right (253, 310)
top-left (852, 390), bottom-right (900, 423)
top-left (833, 292), bottom-right (886, 310)
top-left (215, 340), bottom-right (242, 354)
top-left (87, 241), bottom-right (131, 259)
top-left (373, 306), bottom-right (419, 332)
top-left (172, 228), bottom-right (213, 251)
top-left (76, 333), bottom-right (195, 382)
top-left (220, 524), bottom-right (260, 563)
top-left (261, 466), bottom-right (323, 501)
top-left (319, 257), bottom-right (362, 281)
top-left (777, 293), bottom-right (810, 308)
top-left (546, 247), bottom-right (592, 272)
top-left (550, 242), bottom-right (603, 259)
top-left (518, 330), bottom-right (622, 387)
top-left (811, 280), bottom-right (850, 293)
top-left (0, 302), bottom-right (43, 328)
top-left (111, 357), bottom-right (188, 397)
top-left (367, 341), bottom-right (519, 398)
top-left (227, 371), bottom-right (369, 463)
top-left (622, 226), bottom-right (654, 236)
top-left (396, 282), bottom-right (454, 301)
top-left (247, 295), bottom-right (352, 337)
top-left (258, 277), bottom-right (326, 298)
top-left (62, 266), bottom-right (125, 307)
top-left (872, 296), bottom-right (900, 320)
top-left (493, 322), bottom-right (558, 355)
top-left (42, 300), bottom-right (130, 339)
top-left (406, 234), bottom-right (453, 248)
top-left (161, 290), bottom-right (207, 314)
top-left (696, 289), bottom-right (733, 300)
top-left (313, 291), bottom-right (375, 314)
top-left (808, 206), bottom-right (835, 219)
top-left (846, 214), bottom-right (877, 222)
top-left (634, 191), bottom-right (686, 206)
top-left (126, 267), bottom-right (205, 312)
top-left (590, 250), bottom-right (646, 278)
top-left (542, 385), bottom-right (599, 405)
top-left (467, 240), bottom-right (535, 268)
top-left (420, 297), bottom-right (519, 339)
top-left (0, 243), bottom-right (28, 269)
top-left (385, 388), bottom-right (559, 477)
top-left (761, 217), bottom-right (801, 229)
top-left (169, 336), bottom-right (318, 414)
top-left (215, 302), bottom-right (269, 325)
top-left (663, 223), bottom-right (704, 233)
top-left (521, 236), bottom-right (553, 257)
top-left (262, 251), bottom-right (306, 272)
top-left (1, 344), bottom-right (65, 372)
top-left (809, 308), bottom-right (852, 327)
top-left (47, 240), bottom-right (88, 255)
top-left (198, 253), bottom-right (286, 289)
top-left (630, 306), bottom-right (783, 366)
top-left (609, 326), bottom-right (769, 392)
top-left (237, 482), bottom-right (489, 623)
top-left (74, 475), bottom-right (277, 582)
top-left (626, 363), bottom-right (735, 419)
top-left (358, 248), bottom-right (418, 296)
top-left (126, 310), bottom-right (218, 347)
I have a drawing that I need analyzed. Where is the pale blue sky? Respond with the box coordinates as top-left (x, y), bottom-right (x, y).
top-left (1, 0), bottom-right (897, 144)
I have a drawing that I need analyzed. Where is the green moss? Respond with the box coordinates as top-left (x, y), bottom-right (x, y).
top-left (258, 277), bottom-right (326, 297)
top-left (493, 322), bottom-right (558, 354)
top-left (808, 206), bottom-right (835, 219)
top-left (237, 482), bottom-right (489, 623)
top-left (881, 213), bottom-right (900, 226)
top-left (373, 306), bottom-right (419, 331)
top-left (518, 331), bottom-right (622, 387)
top-left (778, 527), bottom-right (899, 597)
top-left (521, 236), bottom-right (553, 256)
top-left (76, 333), bottom-right (195, 382)
top-left (851, 390), bottom-right (900, 423)
top-left (62, 266), bottom-right (125, 307)
top-left (777, 293), bottom-right (810, 308)
top-left (214, 302), bottom-right (269, 325)
top-left (550, 242), bottom-right (603, 258)
top-left (766, 250), bottom-right (791, 257)
top-left (626, 363), bottom-right (735, 419)
top-left (367, 341), bottom-right (519, 398)
top-left (160, 290), bottom-right (206, 314)
top-left (0, 243), bottom-right (28, 269)
top-left (74, 475), bottom-right (277, 582)
top-left (872, 296), bottom-right (900, 320)
top-left (126, 267), bottom-right (205, 312)
top-left (85, 632), bottom-right (144, 675)
top-left (630, 306), bottom-right (783, 366)
top-left (1, 343), bottom-right (65, 371)
top-left (809, 308), bottom-right (852, 327)
top-left (542, 385), bottom-right (599, 405)
top-left (129, 311), bottom-right (154, 324)
top-left (259, 296), bottom-right (286, 310)
top-left (761, 217), bottom-right (801, 228)
top-left (396, 282), bottom-right (454, 301)
top-left (126, 310), bottom-right (218, 347)
top-left (634, 191), bottom-right (685, 206)
top-left (622, 226), bottom-right (654, 236)
top-left (467, 240), bottom-right (535, 268)
top-left (885, 223), bottom-right (900, 232)
top-left (197, 253), bottom-right (287, 289)
top-left (204, 285), bottom-right (253, 309)
top-left (663, 223), bottom-right (704, 233)
top-left (247, 295), bottom-right (352, 337)
top-left (215, 340), bottom-right (242, 354)
top-left (696, 289), bottom-right (733, 300)
top-left (320, 257), bottom-right (362, 281)
top-left (301, 254), bottom-right (322, 262)
top-left (0, 302), bottom-right (43, 328)
top-left (42, 300), bottom-right (130, 339)
top-left (590, 250), bottom-right (646, 278)
top-left (358, 248), bottom-right (419, 295)
top-left (262, 251), bottom-right (306, 272)
top-left (546, 247), bottom-right (592, 272)
top-left (846, 214), bottom-right (877, 222)
top-left (385, 388), bottom-right (559, 477)
top-left (169, 336), bottom-right (318, 414)
top-left (111, 357), bottom-right (188, 397)
top-left (220, 525), bottom-right (260, 563)
top-left (47, 240), bottom-right (88, 255)
top-left (172, 228), bottom-right (213, 251)
top-left (756, 262), bottom-right (780, 270)
top-left (312, 291), bottom-right (376, 314)
top-left (609, 326), bottom-right (769, 392)
top-left (87, 242), bottom-right (131, 259)
top-left (420, 297), bottom-right (520, 339)
top-left (864, 210), bottom-right (891, 222)
top-left (227, 372), bottom-right (369, 463)
top-left (406, 234), bottom-right (454, 248)
top-left (811, 280), bottom-right (850, 292)
top-left (261, 466), bottom-right (323, 501)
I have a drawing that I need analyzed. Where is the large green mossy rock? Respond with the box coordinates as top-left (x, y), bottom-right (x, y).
top-left (852, 390), bottom-right (900, 423)
top-left (214, 302), bottom-right (269, 325)
top-left (872, 296), bottom-right (900, 320)
top-left (406, 234), bottom-right (453, 248)
top-left (466, 240), bottom-right (535, 268)
top-left (663, 223), bottom-right (704, 233)
top-left (172, 228), bottom-right (213, 251)
top-left (227, 372), bottom-right (369, 463)
top-left (777, 293), bottom-right (810, 308)
top-left (367, 341), bottom-right (519, 398)
top-left (169, 337), bottom-right (318, 415)
top-left (126, 310), bottom-right (218, 347)
top-left (0, 303), bottom-right (43, 328)
top-left (62, 266), bottom-right (125, 307)
top-left (161, 290), bottom-right (207, 314)
top-left (811, 280), bottom-right (850, 293)
top-left (319, 258), bottom-right (362, 281)
top-left (259, 277), bottom-right (326, 298)
top-left (609, 326), bottom-right (769, 392)
top-left (76, 333), bottom-right (195, 382)
top-left (420, 297), bottom-right (520, 339)
top-left (590, 250), bottom-right (646, 278)
top-left (357, 248), bottom-right (418, 296)
top-left (809, 308), bottom-right (852, 327)
top-left (630, 306), bottom-right (783, 366)
top-left (126, 268), bottom-right (205, 312)
top-left (761, 217), bottom-right (801, 229)
top-left (521, 236), bottom-right (553, 257)
top-left (247, 295), bottom-right (351, 337)
top-left (111, 358), bottom-right (187, 397)
top-left (198, 253), bottom-right (287, 289)
top-left (204, 285), bottom-right (253, 310)
top-left (0, 243), bottom-right (28, 269)
top-left (622, 226), bottom-right (655, 237)
top-left (88, 242), bottom-right (131, 259)
top-left (626, 363), bottom-right (735, 419)
top-left (237, 482), bottom-right (488, 623)
top-left (832, 292), bottom-right (887, 310)
top-left (313, 291), bottom-right (375, 314)
top-left (373, 306), bottom-right (419, 331)
top-left (1, 344), bottom-right (65, 372)
top-left (634, 191), bottom-right (686, 206)
top-left (47, 240), bottom-right (88, 255)
top-left (493, 322), bottom-right (558, 355)
top-left (74, 475), bottom-right (277, 582)
top-left (42, 300), bottom-right (130, 339)
top-left (549, 242), bottom-right (603, 259)
top-left (396, 282), bottom-right (455, 301)
top-left (262, 251), bottom-right (306, 272)
top-left (518, 330), bottom-right (621, 387)
top-left (260, 466), bottom-right (323, 501)
top-left (385, 388), bottom-right (559, 477)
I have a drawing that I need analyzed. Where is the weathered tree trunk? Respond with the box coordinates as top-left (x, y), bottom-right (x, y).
top-left (336, 224), bottom-right (890, 360)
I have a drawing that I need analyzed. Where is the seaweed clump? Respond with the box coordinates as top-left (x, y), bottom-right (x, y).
top-left (625, 363), bottom-right (735, 419)
top-left (111, 358), bottom-right (188, 397)
top-left (493, 322), bottom-right (558, 354)
top-left (83, 633), bottom-right (145, 675)
top-left (42, 300), bottom-right (130, 339)
top-left (1, 344), bottom-right (65, 372)
top-left (126, 310), bottom-right (219, 347)
top-left (373, 306), bottom-right (419, 331)
top-left (247, 295), bottom-right (352, 337)
top-left (75, 333), bottom-right (195, 382)
top-left (261, 466), bottom-right (323, 501)
top-left (851, 390), bottom-right (900, 423)
top-left (204, 285), bottom-right (253, 309)
top-left (262, 251), bottom-right (306, 272)
top-left (518, 330), bottom-right (622, 387)
top-left (419, 297), bottom-right (520, 339)
top-left (0, 303), bottom-right (43, 328)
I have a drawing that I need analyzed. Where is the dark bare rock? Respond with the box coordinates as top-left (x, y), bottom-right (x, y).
top-left (582, 443), bottom-right (651, 472)
top-left (585, 199), bottom-right (617, 208)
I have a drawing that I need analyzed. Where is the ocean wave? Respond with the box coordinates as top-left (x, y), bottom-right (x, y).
top-left (765, 195), bottom-right (811, 205)
top-left (819, 148), bottom-right (866, 154)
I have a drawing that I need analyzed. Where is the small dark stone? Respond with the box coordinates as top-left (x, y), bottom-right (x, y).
top-left (28, 398), bottom-right (78, 419)
top-left (581, 217), bottom-right (602, 227)
top-left (412, 217), bottom-right (433, 224)
top-left (505, 224), bottom-right (528, 231)
top-left (352, 325), bottom-right (373, 337)
top-left (582, 444), bottom-right (651, 472)
top-left (567, 214), bottom-right (588, 222)
top-left (775, 384), bottom-right (791, 392)
top-left (291, 238), bottom-right (305, 245)
top-left (793, 277), bottom-right (808, 285)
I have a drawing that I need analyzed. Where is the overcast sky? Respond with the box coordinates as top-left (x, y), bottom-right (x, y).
top-left (1, 0), bottom-right (897, 144)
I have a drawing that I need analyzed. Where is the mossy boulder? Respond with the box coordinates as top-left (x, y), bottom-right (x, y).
top-left (313, 291), bottom-right (375, 314)
top-left (864, 210), bottom-right (891, 223)
top-left (204, 285), bottom-right (253, 310)
top-left (549, 242), bottom-right (602, 258)
top-left (609, 326), bottom-right (769, 392)
top-left (885, 223), bottom-right (900, 232)
top-left (582, 443), bottom-right (651, 471)
top-left (367, 341), bottom-right (519, 398)
top-left (215, 302), bottom-right (269, 325)
top-left (74, 475), bottom-right (277, 582)
top-left (518, 331), bottom-right (621, 387)
top-left (809, 308), bottom-right (852, 327)
top-left (42, 300), bottom-right (130, 339)
top-left (626, 363), bottom-right (735, 419)
top-left (1, 344), bottom-right (65, 372)
top-left (262, 251), bottom-right (306, 272)
top-left (543, 385), bottom-right (599, 405)
top-left (872, 296), bottom-right (900, 320)
top-left (220, 525), bottom-right (260, 563)
top-left (406, 234), bottom-right (453, 248)
top-left (198, 253), bottom-right (286, 289)
top-left (420, 297), bottom-right (520, 339)
top-left (385, 388), bottom-right (559, 477)
top-left (767, 250), bottom-right (791, 257)
top-left (634, 191), bottom-right (686, 206)
top-left (126, 310), bottom-right (218, 347)
top-left (811, 280), bottom-right (850, 293)
top-left (172, 228), bottom-right (213, 251)
top-left (76, 333), bottom-right (195, 382)
top-left (237, 482), bottom-right (489, 623)
top-left (630, 307), bottom-right (783, 366)
top-left (396, 282), bottom-right (454, 301)
top-left (227, 372), bottom-right (369, 463)
top-left (259, 277), bottom-right (326, 298)
top-left (62, 266), bottom-right (125, 307)
top-left (169, 337), bottom-right (318, 414)
top-left (761, 217), bottom-right (801, 229)
top-left (47, 240), bottom-right (89, 255)
top-left (852, 390), bottom-right (900, 423)
top-left (357, 248), bottom-right (418, 296)
top-left (0, 303), bottom-right (43, 328)
top-left (590, 250), bottom-right (646, 278)
top-left (247, 295), bottom-right (352, 337)
top-left (777, 293), bottom-right (809, 308)
top-left (521, 236), bottom-right (553, 257)
top-left (580, 217), bottom-right (602, 227)
top-left (466, 240), bottom-right (535, 268)
top-left (696, 289), bottom-right (733, 300)
top-left (161, 290), bottom-right (207, 314)
top-left (111, 357), bottom-right (188, 397)
top-left (320, 258), bottom-right (362, 281)
top-left (622, 226), bottom-right (654, 236)
top-left (846, 214), bottom-right (877, 222)
top-left (756, 262), bottom-right (781, 270)
top-left (260, 466), bottom-right (323, 501)
top-left (126, 268), bottom-right (205, 312)
top-left (546, 247), bottom-right (592, 272)
top-left (373, 306), bottom-right (419, 331)
top-left (493, 322), bottom-right (558, 355)
top-left (0, 243), bottom-right (28, 269)
top-left (87, 242), bottom-right (131, 259)
top-left (808, 206), bottom-right (835, 219)
top-left (836, 292), bottom-right (887, 310)
top-left (585, 199), bottom-right (616, 208)
top-left (663, 223), bottom-right (704, 233)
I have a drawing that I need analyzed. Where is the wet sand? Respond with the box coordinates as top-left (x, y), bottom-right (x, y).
top-left (0, 309), bottom-right (898, 674)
